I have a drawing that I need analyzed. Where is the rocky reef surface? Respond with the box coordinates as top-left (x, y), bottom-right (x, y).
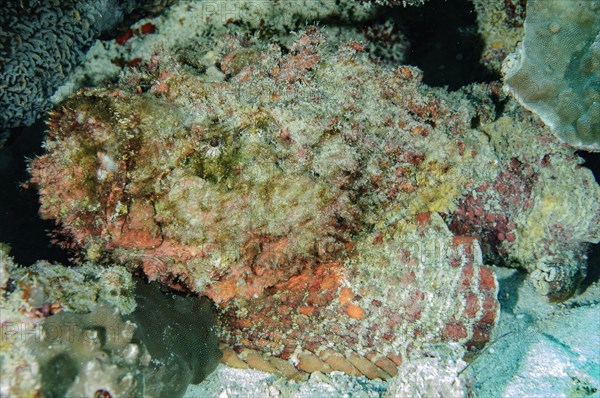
top-left (471, 0), bottom-right (526, 74)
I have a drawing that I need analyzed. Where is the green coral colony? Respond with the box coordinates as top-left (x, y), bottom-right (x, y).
top-left (1, 0), bottom-right (599, 397)
top-left (503, 0), bottom-right (600, 150)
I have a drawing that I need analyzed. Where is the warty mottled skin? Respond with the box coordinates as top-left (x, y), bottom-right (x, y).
top-left (28, 28), bottom-right (600, 377)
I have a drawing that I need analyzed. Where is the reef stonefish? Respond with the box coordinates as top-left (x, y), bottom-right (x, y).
top-left (29, 29), bottom-right (599, 378)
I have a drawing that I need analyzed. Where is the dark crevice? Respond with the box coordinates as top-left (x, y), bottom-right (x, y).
top-left (580, 242), bottom-right (600, 293)
top-left (577, 150), bottom-right (600, 291)
top-left (394, 0), bottom-right (500, 90)
top-left (491, 90), bottom-right (508, 119)
top-left (0, 121), bottom-right (72, 266)
top-left (577, 150), bottom-right (600, 183)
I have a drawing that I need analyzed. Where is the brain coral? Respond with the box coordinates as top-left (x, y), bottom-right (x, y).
top-left (0, 0), bottom-right (177, 128)
top-left (503, 0), bottom-right (600, 150)
top-left (28, 27), bottom-right (600, 376)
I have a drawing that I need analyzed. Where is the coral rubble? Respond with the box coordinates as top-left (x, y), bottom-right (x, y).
top-left (384, 345), bottom-right (469, 397)
top-left (27, 26), bottom-right (600, 377)
top-left (186, 363), bottom-right (388, 397)
top-left (503, 0), bottom-right (600, 150)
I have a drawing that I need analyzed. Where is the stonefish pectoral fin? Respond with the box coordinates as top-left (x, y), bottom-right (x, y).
top-left (218, 213), bottom-right (499, 379)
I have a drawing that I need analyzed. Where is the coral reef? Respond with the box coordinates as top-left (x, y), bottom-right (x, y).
top-left (502, 0), bottom-right (600, 150)
top-left (27, 26), bottom-right (600, 377)
top-left (9, 260), bottom-right (137, 314)
top-left (0, 245), bottom-right (43, 397)
top-left (0, 243), bottom-right (10, 291)
top-left (31, 304), bottom-right (150, 398)
top-left (0, 0), bottom-right (178, 128)
top-left (1, 245), bottom-right (141, 396)
top-left (1, 0), bottom-right (598, 394)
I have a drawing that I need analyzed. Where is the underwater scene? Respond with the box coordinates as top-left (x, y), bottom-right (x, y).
top-left (0, 0), bottom-right (599, 396)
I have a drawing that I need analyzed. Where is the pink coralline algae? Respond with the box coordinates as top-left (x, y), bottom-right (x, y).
top-left (28, 28), bottom-right (600, 377)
